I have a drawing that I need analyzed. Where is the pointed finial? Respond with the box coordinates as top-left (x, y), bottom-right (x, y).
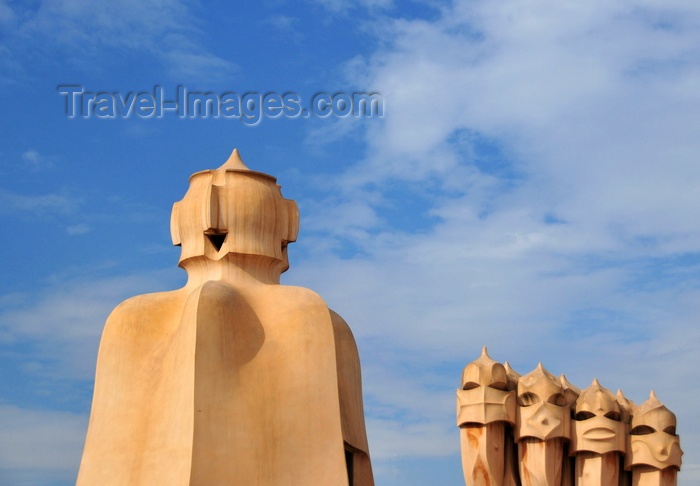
top-left (218, 148), bottom-right (250, 171)
top-left (616, 389), bottom-right (636, 423)
top-left (504, 362), bottom-right (520, 391)
top-left (503, 361), bottom-right (520, 381)
top-left (560, 374), bottom-right (580, 393)
top-left (519, 362), bottom-right (562, 397)
top-left (635, 390), bottom-right (665, 416)
top-left (560, 374), bottom-right (580, 406)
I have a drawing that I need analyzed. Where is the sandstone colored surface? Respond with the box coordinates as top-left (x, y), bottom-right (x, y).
top-left (77, 150), bottom-right (374, 486)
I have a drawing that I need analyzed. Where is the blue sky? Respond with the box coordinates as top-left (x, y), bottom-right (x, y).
top-left (1, 0), bottom-right (700, 484)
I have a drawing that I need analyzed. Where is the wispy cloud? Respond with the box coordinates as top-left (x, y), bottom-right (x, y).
top-left (311, 0), bottom-right (393, 14)
top-left (21, 149), bottom-right (52, 172)
top-left (0, 189), bottom-right (79, 215)
top-left (0, 404), bottom-right (87, 484)
top-left (65, 223), bottom-right (90, 235)
top-left (0, 269), bottom-right (181, 380)
top-left (0, 0), bottom-right (14, 27)
top-left (0, 0), bottom-right (236, 82)
top-left (317, 0), bottom-right (700, 259)
top-left (3, 1), bottom-right (699, 483)
top-left (264, 14), bottom-right (300, 32)
top-left (284, 0), bottom-right (700, 478)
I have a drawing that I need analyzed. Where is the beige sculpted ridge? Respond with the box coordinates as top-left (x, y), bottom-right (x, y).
top-left (77, 149), bottom-right (374, 485)
top-left (458, 348), bottom-right (683, 486)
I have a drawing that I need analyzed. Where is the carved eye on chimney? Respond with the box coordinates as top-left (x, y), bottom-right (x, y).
top-left (518, 392), bottom-right (541, 407)
top-left (548, 393), bottom-right (567, 406)
top-left (604, 411), bottom-right (621, 421)
top-left (630, 425), bottom-right (656, 436)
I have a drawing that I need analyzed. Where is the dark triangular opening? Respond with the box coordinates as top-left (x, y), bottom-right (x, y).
top-left (206, 233), bottom-right (227, 251)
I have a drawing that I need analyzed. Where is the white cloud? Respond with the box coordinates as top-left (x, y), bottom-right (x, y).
top-left (0, 0), bottom-right (13, 29)
top-left (158, 33), bottom-right (239, 82)
top-left (3, 0), bottom-right (700, 483)
top-left (0, 405), bottom-right (86, 471)
top-left (290, 239), bottom-right (700, 478)
top-left (312, 0), bottom-right (393, 14)
top-left (281, 0), bottom-right (700, 480)
top-left (265, 15), bottom-right (299, 32)
top-left (0, 189), bottom-right (79, 215)
top-left (367, 417), bottom-right (457, 459)
top-left (1, 0), bottom-right (236, 82)
top-left (21, 149), bottom-right (52, 172)
top-left (21, 149), bottom-right (41, 170)
top-left (0, 404), bottom-right (87, 485)
top-left (65, 223), bottom-right (90, 235)
top-left (0, 269), bottom-right (181, 380)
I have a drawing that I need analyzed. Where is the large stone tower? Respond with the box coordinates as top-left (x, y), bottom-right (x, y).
top-left (77, 149), bottom-right (374, 485)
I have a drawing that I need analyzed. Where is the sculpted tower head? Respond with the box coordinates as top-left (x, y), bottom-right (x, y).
top-left (515, 363), bottom-right (571, 441)
top-left (457, 347), bottom-right (515, 427)
top-left (627, 391), bottom-right (683, 471)
top-left (170, 149), bottom-right (299, 280)
top-left (570, 379), bottom-right (626, 455)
